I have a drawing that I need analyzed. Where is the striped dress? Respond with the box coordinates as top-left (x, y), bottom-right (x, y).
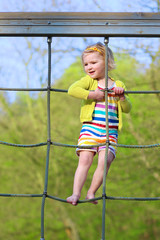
top-left (77, 82), bottom-right (118, 156)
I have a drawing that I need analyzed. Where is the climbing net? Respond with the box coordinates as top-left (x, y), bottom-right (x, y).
top-left (0, 36), bottom-right (160, 240)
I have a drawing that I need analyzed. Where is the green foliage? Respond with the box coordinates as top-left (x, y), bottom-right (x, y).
top-left (0, 53), bottom-right (160, 240)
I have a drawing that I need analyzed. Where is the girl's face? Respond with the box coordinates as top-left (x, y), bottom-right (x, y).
top-left (83, 52), bottom-right (105, 80)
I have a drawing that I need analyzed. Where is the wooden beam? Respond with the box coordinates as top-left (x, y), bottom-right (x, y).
top-left (0, 12), bottom-right (160, 37)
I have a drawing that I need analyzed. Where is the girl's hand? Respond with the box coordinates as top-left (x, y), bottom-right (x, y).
top-left (113, 87), bottom-right (125, 101)
top-left (88, 88), bottom-right (105, 101)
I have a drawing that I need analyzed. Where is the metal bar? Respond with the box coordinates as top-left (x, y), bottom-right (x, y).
top-left (1, 25), bottom-right (160, 37)
top-left (1, 12), bottom-right (160, 37)
top-left (40, 36), bottom-right (52, 240)
top-left (101, 37), bottom-right (109, 240)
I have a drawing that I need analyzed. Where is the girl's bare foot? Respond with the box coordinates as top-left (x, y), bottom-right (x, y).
top-left (66, 194), bottom-right (80, 206)
top-left (86, 192), bottom-right (98, 204)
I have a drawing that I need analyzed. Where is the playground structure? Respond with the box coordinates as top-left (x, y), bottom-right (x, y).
top-left (0, 12), bottom-right (160, 240)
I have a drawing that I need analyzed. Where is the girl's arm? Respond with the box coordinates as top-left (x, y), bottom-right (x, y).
top-left (88, 88), bottom-right (105, 101)
top-left (68, 75), bottom-right (104, 101)
top-left (68, 76), bottom-right (91, 100)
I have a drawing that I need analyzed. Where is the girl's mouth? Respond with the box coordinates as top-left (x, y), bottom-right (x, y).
top-left (89, 71), bottom-right (95, 74)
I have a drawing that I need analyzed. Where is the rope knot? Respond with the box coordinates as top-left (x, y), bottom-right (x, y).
top-left (102, 193), bottom-right (107, 199)
top-left (43, 191), bottom-right (47, 197)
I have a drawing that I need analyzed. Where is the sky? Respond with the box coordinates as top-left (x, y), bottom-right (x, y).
top-left (0, 0), bottom-right (159, 100)
top-left (0, 0), bottom-right (158, 12)
top-left (0, 0), bottom-right (133, 12)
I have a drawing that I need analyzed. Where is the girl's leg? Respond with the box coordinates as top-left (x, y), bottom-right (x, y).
top-left (86, 150), bottom-right (115, 204)
top-left (67, 151), bottom-right (95, 205)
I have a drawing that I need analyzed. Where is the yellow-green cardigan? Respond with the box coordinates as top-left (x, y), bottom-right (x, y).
top-left (68, 75), bottom-right (132, 131)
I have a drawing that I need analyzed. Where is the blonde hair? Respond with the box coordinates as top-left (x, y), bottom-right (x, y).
top-left (82, 42), bottom-right (116, 71)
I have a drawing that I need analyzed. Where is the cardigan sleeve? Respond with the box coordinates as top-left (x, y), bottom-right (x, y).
top-left (68, 76), bottom-right (91, 100)
top-left (119, 97), bottom-right (132, 113)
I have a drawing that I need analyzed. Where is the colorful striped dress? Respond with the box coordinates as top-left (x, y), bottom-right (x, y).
top-left (77, 82), bottom-right (118, 156)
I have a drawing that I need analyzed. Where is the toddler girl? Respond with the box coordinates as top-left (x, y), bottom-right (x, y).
top-left (67, 42), bottom-right (131, 205)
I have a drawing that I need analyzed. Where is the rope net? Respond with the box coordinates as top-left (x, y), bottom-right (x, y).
top-left (0, 36), bottom-right (160, 240)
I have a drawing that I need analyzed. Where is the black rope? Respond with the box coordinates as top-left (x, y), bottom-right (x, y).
top-left (0, 87), bottom-right (160, 94)
top-left (0, 140), bottom-right (47, 147)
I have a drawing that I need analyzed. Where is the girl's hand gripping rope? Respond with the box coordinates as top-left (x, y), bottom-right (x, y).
top-left (113, 87), bottom-right (125, 101)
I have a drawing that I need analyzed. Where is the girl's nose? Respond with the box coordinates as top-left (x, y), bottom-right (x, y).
top-left (88, 64), bottom-right (92, 70)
